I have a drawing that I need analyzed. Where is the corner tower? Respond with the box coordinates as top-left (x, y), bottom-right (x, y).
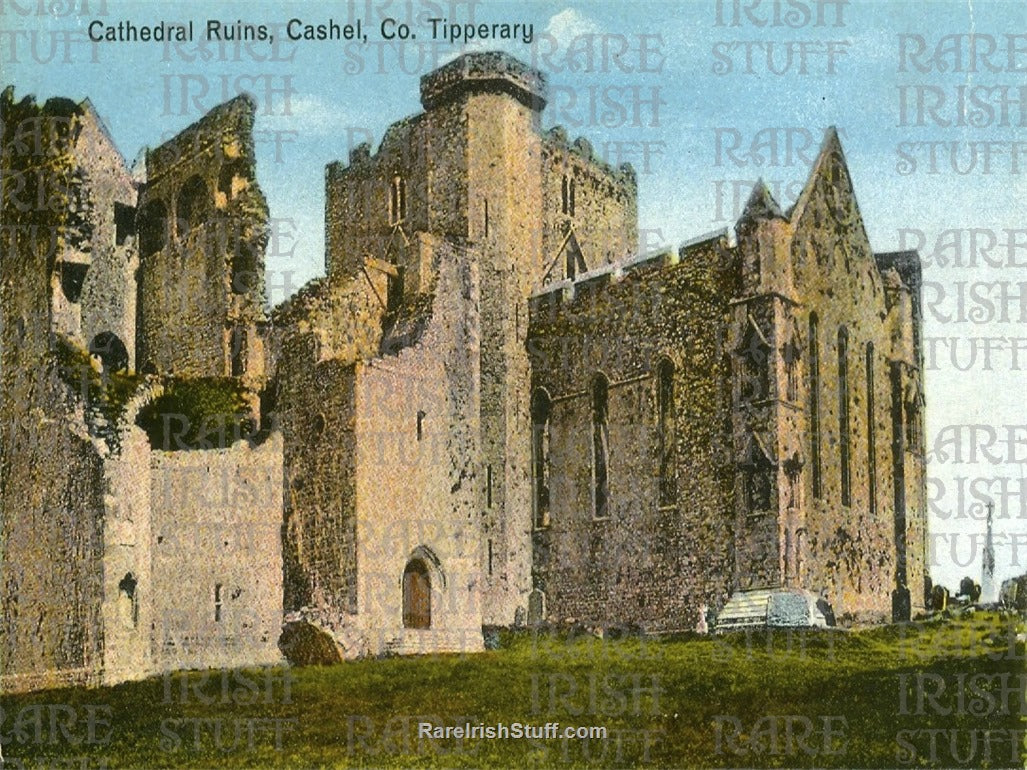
top-left (323, 53), bottom-right (548, 624)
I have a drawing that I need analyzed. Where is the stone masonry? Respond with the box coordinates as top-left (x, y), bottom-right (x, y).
top-left (0, 52), bottom-right (927, 692)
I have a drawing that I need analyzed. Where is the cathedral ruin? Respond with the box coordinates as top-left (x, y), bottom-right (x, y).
top-left (0, 52), bottom-right (927, 692)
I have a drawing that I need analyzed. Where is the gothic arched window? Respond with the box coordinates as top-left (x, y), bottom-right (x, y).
top-left (865, 342), bottom-right (876, 514)
top-left (809, 313), bottom-right (822, 499)
top-left (656, 358), bottom-right (676, 506)
top-left (531, 388), bottom-right (552, 528)
top-left (838, 326), bottom-right (851, 507)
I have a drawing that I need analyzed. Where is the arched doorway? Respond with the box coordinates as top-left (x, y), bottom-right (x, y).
top-left (402, 559), bottom-right (430, 629)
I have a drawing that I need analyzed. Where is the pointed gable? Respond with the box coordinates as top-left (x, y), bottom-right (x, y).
top-left (787, 127), bottom-right (879, 282)
top-left (738, 179), bottom-right (785, 226)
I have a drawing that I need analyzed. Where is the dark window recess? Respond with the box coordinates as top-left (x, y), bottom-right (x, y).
top-left (531, 389), bottom-right (551, 527)
top-left (386, 266), bottom-right (404, 313)
top-left (89, 332), bottom-right (129, 373)
top-left (114, 202), bottom-right (135, 245)
top-left (809, 313), bottom-right (822, 499)
top-left (59, 261), bottom-right (89, 303)
top-left (866, 343), bottom-right (877, 514)
top-left (214, 583), bottom-right (223, 622)
top-left (737, 320), bottom-right (770, 402)
top-left (783, 337), bottom-right (801, 402)
top-left (137, 199), bottom-right (168, 257)
top-left (561, 174), bottom-right (576, 217)
top-left (416, 410), bottom-right (425, 441)
top-left (118, 573), bottom-right (138, 628)
top-left (838, 327), bottom-right (851, 507)
top-left (592, 374), bottom-right (610, 518)
top-left (230, 326), bottom-right (246, 377)
top-left (176, 175), bottom-right (209, 236)
top-left (745, 450), bottom-right (774, 513)
top-left (656, 359), bottom-right (676, 506)
top-left (389, 176), bottom-right (407, 224)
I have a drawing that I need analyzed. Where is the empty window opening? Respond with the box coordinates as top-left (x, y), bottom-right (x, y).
top-left (214, 583), bottom-right (223, 622)
top-left (217, 159), bottom-right (249, 203)
top-left (487, 539), bottom-right (494, 577)
top-left (531, 389), bottom-right (552, 528)
top-left (866, 343), bottom-right (876, 515)
top-left (592, 374), bottom-right (610, 519)
top-left (656, 358), bottom-right (676, 506)
top-left (389, 176), bottom-right (407, 224)
top-left (809, 313), bottom-right (822, 499)
top-left (118, 573), bottom-right (138, 629)
top-left (416, 410), bottom-right (425, 441)
top-left (176, 175), bottom-right (209, 237)
top-left (838, 327), bottom-right (851, 507)
top-left (486, 464), bottom-right (493, 508)
top-left (137, 199), bottom-right (168, 257)
top-left (114, 202), bottom-right (135, 246)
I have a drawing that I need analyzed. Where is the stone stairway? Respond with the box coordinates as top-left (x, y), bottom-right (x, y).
top-left (715, 588), bottom-right (775, 631)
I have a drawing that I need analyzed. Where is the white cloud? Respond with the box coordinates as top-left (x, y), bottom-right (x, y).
top-left (271, 94), bottom-right (358, 136)
top-left (545, 8), bottom-right (601, 47)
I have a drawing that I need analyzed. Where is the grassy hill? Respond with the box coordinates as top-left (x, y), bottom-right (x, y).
top-left (0, 612), bottom-right (1023, 768)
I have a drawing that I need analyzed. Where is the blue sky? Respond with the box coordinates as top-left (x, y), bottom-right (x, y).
top-left (6, 0), bottom-right (1025, 591)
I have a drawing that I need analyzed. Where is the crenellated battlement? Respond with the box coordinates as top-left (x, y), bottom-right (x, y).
top-left (420, 51), bottom-right (547, 111)
top-left (530, 228), bottom-right (731, 310)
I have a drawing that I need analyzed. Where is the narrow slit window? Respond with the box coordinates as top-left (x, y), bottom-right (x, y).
top-left (592, 374), bottom-right (610, 519)
top-left (656, 358), bottom-right (676, 506)
top-left (214, 583), bottom-right (223, 622)
top-left (809, 313), bottom-right (822, 499)
top-left (838, 327), bottom-right (851, 507)
top-left (389, 176), bottom-right (406, 224)
top-left (865, 342), bottom-right (876, 514)
top-left (531, 389), bottom-right (552, 527)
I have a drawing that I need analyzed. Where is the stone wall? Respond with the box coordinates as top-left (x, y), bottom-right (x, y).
top-left (148, 434), bottom-right (283, 672)
top-left (1, 92), bottom-right (112, 692)
top-left (74, 104), bottom-right (138, 372)
top-left (268, 265), bottom-right (386, 619)
top-left (730, 130), bottom-right (928, 621)
top-left (136, 95), bottom-right (268, 382)
top-left (528, 235), bottom-right (738, 632)
top-left (540, 128), bottom-right (637, 281)
top-left (352, 238), bottom-right (484, 654)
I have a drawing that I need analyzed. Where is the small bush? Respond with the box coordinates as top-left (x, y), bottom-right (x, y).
top-left (136, 377), bottom-right (254, 450)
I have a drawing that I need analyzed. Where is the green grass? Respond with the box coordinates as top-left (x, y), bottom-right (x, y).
top-left (1, 613), bottom-right (1023, 769)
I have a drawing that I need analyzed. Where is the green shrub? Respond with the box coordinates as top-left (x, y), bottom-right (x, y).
top-left (135, 377), bottom-right (254, 450)
top-left (54, 335), bottom-right (140, 426)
